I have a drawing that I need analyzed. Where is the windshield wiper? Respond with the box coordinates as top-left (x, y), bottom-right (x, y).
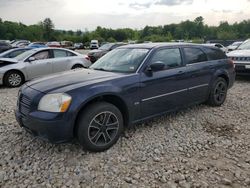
top-left (92, 68), bottom-right (109, 71)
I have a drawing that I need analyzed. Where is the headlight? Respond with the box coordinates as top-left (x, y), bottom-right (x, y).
top-left (38, 93), bottom-right (72, 112)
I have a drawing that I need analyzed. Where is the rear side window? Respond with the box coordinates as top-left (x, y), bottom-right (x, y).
top-left (204, 48), bottom-right (226, 60)
top-left (66, 51), bottom-right (76, 57)
top-left (183, 48), bottom-right (207, 64)
top-left (53, 49), bottom-right (67, 58)
top-left (150, 48), bottom-right (182, 69)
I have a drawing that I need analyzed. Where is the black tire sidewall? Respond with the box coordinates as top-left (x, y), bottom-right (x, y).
top-left (72, 64), bottom-right (83, 69)
top-left (77, 102), bottom-right (124, 152)
top-left (4, 71), bottom-right (24, 87)
top-left (209, 77), bottom-right (228, 106)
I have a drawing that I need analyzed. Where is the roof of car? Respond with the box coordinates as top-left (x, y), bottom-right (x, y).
top-left (119, 42), bottom-right (206, 49)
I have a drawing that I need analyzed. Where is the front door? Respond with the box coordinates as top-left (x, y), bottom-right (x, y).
top-left (25, 50), bottom-right (52, 79)
top-left (139, 47), bottom-right (189, 119)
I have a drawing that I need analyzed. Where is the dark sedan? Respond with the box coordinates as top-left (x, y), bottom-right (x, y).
top-left (87, 43), bottom-right (126, 63)
top-left (0, 41), bottom-right (12, 53)
top-left (15, 43), bottom-right (235, 152)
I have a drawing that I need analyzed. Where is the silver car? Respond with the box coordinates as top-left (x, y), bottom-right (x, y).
top-left (0, 48), bottom-right (91, 87)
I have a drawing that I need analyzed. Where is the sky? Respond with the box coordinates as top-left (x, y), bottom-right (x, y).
top-left (0, 0), bottom-right (250, 31)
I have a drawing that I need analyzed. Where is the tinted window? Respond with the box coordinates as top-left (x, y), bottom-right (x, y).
top-left (66, 51), bottom-right (76, 57)
top-left (151, 48), bottom-right (182, 69)
top-left (53, 49), bottom-right (67, 58)
top-left (32, 51), bottom-right (50, 60)
top-left (183, 48), bottom-right (207, 64)
top-left (205, 48), bottom-right (226, 60)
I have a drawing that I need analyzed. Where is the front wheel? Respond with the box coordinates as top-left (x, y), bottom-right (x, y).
top-left (207, 77), bottom-right (228, 106)
top-left (4, 71), bottom-right (24, 87)
top-left (77, 102), bottom-right (124, 152)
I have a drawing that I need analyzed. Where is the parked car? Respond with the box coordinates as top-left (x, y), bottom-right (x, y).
top-left (227, 39), bottom-right (250, 76)
top-left (0, 48), bottom-right (32, 58)
top-left (87, 43), bottom-right (126, 63)
top-left (0, 41), bottom-right (12, 53)
top-left (11, 40), bottom-right (30, 48)
top-left (61, 41), bottom-right (75, 51)
top-left (74, 43), bottom-right (84, 49)
top-left (90, 40), bottom-right (99, 49)
top-left (15, 43), bottom-right (235, 152)
top-left (0, 48), bottom-right (91, 87)
top-left (203, 43), bottom-right (228, 53)
top-left (28, 42), bottom-right (47, 48)
top-left (227, 41), bottom-right (243, 52)
top-left (46, 41), bottom-right (61, 48)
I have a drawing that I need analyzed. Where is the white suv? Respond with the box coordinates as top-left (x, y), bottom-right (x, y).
top-left (227, 39), bottom-right (250, 76)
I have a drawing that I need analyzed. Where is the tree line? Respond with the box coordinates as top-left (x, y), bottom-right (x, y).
top-left (0, 17), bottom-right (250, 44)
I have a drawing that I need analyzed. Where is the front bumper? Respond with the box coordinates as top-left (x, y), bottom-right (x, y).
top-left (15, 110), bottom-right (74, 143)
top-left (15, 85), bottom-right (75, 143)
top-left (234, 61), bottom-right (250, 76)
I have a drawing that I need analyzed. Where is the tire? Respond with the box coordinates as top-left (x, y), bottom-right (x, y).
top-left (4, 71), bottom-right (24, 87)
top-left (77, 102), bottom-right (124, 152)
top-left (207, 77), bottom-right (228, 106)
top-left (72, 64), bottom-right (83, 69)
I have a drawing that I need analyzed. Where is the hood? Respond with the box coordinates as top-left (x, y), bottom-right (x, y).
top-left (227, 49), bottom-right (250, 57)
top-left (0, 58), bottom-right (19, 64)
top-left (0, 58), bottom-right (19, 68)
top-left (26, 68), bottom-right (124, 93)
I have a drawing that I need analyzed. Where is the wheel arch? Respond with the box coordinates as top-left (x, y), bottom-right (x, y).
top-left (73, 94), bottom-right (130, 136)
top-left (3, 69), bottom-right (26, 82)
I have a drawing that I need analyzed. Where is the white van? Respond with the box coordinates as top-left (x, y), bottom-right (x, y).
top-left (90, 40), bottom-right (99, 49)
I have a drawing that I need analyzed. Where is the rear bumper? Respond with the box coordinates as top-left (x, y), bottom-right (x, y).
top-left (15, 109), bottom-right (74, 143)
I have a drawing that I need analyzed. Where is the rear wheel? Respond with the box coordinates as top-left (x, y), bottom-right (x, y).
top-left (207, 77), bottom-right (228, 106)
top-left (4, 71), bottom-right (24, 87)
top-left (72, 64), bottom-right (83, 69)
top-left (77, 102), bottom-right (124, 152)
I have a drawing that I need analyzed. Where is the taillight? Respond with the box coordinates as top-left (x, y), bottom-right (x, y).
top-left (85, 56), bottom-right (90, 61)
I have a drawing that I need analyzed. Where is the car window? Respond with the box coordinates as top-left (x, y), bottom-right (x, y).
top-left (215, 44), bottom-right (222, 48)
top-left (9, 50), bottom-right (26, 58)
top-left (150, 48), bottom-right (182, 69)
top-left (66, 51), bottom-right (76, 56)
top-left (204, 48), bottom-right (226, 61)
top-left (53, 49), bottom-right (67, 58)
top-left (183, 48), bottom-right (207, 64)
top-left (32, 50), bottom-right (50, 60)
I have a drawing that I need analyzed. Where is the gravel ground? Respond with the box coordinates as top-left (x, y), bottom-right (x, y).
top-left (0, 77), bottom-right (250, 188)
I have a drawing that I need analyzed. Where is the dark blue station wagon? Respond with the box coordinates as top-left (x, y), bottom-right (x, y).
top-left (15, 43), bottom-right (235, 151)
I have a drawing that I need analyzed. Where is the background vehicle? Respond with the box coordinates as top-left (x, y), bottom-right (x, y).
top-left (0, 48), bottom-right (91, 87)
top-left (227, 41), bottom-right (243, 52)
top-left (0, 41), bottom-right (12, 53)
top-left (46, 41), bottom-right (61, 48)
top-left (227, 39), bottom-right (250, 75)
top-left (28, 42), bottom-right (47, 48)
top-left (61, 41), bottom-right (75, 50)
top-left (0, 48), bottom-right (32, 58)
top-left (11, 40), bottom-right (30, 48)
top-left (87, 43), bottom-right (126, 63)
top-left (74, 43), bottom-right (84, 49)
top-left (203, 43), bottom-right (228, 53)
top-left (15, 43), bottom-right (235, 152)
top-left (90, 40), bottom-right (99, 49)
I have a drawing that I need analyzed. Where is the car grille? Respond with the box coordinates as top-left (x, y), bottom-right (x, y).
top-left (231, 57), bottom-right (250, 61)
top-left (19, 94), bottom-right (32, 117)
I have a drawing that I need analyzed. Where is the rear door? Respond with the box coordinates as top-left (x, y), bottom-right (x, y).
top-left (139, 47), bottom-right (189, 118)
top-left (25, 50), bottom-right (53, 79)
top-left (51, 49), bottom-right (71, 72)
top-left (182, 47), bottom-right (213, 103)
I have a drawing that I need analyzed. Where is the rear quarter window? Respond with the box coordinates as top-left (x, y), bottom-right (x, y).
top-left (204, 48), bottom-right (226, 61)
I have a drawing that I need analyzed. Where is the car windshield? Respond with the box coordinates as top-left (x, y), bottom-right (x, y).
top-left (90, 48), bottom-right (149, 73)
top-left (14, 49), bottom-right (37, 61)
top-left (237, 40), bottom-right (250, 50)
top-left (99, 43), bottom-right (113, 50)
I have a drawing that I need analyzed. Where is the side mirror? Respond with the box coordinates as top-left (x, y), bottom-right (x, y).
top-left (147, 61), bottom-right (165, 72)
top-left (28, 57), bottom-right (36, 62)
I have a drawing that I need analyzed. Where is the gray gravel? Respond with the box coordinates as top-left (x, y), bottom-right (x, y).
top-left (0, 78), bottom-right (250, 188)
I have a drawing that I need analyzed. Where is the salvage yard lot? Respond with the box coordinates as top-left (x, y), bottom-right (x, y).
top-left (0, 78), bottom-right (250, 187)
